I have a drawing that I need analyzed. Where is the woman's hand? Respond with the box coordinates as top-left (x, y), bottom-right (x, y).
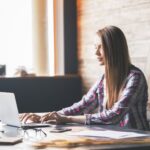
top-left (19, 113), bottom-right (41, 123)
top-left (40, 112), bottom-right (69, 125)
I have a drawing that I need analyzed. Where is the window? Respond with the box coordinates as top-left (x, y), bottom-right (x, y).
top-left (0, 0), bottom-right (32, 76)
top-left (0, 0), bottom-right (57, 77)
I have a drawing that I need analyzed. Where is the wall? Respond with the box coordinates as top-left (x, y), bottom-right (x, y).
top-left (77, 0), bottom-right (150, 103)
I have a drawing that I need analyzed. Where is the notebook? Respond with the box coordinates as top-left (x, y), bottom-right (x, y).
top-left (0, 136), bottom-right (23, 145)
top-left (0, 92), bottom-right (51, 129)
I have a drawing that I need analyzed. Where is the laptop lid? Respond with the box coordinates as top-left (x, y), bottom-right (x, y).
top-left (0, 92), bottom-right (51, 129)
top-left (0, 92), bottom-right (21, 127)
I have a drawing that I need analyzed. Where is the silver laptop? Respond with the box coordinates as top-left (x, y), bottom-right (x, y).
top-left (0, 92), bottom-right (51, 129)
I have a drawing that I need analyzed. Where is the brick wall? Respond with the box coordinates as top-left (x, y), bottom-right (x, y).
top-left (77, 0), bottom-right (150, 104)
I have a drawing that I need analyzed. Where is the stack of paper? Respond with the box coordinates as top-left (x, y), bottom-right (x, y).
top-left (68, 130), bottom-right (150, 139)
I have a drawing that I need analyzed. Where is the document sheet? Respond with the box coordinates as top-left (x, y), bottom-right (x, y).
top-left (68, 130), bottom-right (150, 139)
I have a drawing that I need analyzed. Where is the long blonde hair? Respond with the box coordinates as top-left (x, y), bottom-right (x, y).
top-left (97, 26), bottom-right (131, 108)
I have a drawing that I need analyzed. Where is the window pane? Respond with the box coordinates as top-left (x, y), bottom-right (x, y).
top-left (0, 0), bottom-right (32, 76)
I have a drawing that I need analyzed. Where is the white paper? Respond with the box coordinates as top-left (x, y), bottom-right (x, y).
top-left (68, 130), bottom-right (150, 139)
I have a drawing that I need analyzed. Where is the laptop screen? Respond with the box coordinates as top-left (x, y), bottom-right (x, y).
top-left (0, 92), bottom-right (21, 127)
top-left (0, 92), bottom-right (51, 129)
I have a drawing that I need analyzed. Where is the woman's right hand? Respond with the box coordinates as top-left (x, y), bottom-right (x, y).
top-left (19, 113), bottom-right (41, 123)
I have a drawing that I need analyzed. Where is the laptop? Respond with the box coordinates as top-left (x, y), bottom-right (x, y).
top-left (0, 92), bottom-right (51, 129)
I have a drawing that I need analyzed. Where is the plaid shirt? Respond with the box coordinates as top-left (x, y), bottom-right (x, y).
top-left (59, 65), bottom-right (149, 130)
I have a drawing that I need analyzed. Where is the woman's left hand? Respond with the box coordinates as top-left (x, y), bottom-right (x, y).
top-left (40, 112), bottom-right (69, 124)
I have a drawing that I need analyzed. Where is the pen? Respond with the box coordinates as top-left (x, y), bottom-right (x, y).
top-left (5, 124), bottom-right (21, 129)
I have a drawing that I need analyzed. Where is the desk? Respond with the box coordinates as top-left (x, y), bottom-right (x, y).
top-left (0, 124), bottom-right (150, 150)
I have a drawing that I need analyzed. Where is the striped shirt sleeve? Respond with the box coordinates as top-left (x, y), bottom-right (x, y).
top-left (58, 78), bottom-right (102, 115)
top-left (85, 72), bottom-right (143, 125)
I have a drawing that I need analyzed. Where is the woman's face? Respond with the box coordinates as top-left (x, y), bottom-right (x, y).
top-left (94, 36), bottom-right (105, 65)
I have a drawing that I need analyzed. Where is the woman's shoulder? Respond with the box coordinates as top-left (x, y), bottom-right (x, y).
top-left (129, 64), bottom-right (145, 77)
top-left (127, 64), bottom-right (147, 84)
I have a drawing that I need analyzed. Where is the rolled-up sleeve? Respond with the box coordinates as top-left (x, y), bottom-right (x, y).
top-left (58, 78), bottom-right (102, 115)
top-left (85, 72), bottom-right (143, 125)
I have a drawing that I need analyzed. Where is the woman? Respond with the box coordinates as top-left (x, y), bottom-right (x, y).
top-left (20, 26), bottom-right (149, 130)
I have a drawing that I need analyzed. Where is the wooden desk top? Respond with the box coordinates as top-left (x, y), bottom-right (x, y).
top-left (0, 124), bottom-right (150, 150)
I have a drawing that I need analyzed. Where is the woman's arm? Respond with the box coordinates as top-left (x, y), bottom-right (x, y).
top-left (20, 78), bottom-right (101, 123)
top-left (41, 78), bottom-right (101, 123)
top-left (41, 111), bottom-right (86, 124)
top-left (21, 76), bottom-right (103, 123)
top-left (57, 77), bottom-right (103, 116)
